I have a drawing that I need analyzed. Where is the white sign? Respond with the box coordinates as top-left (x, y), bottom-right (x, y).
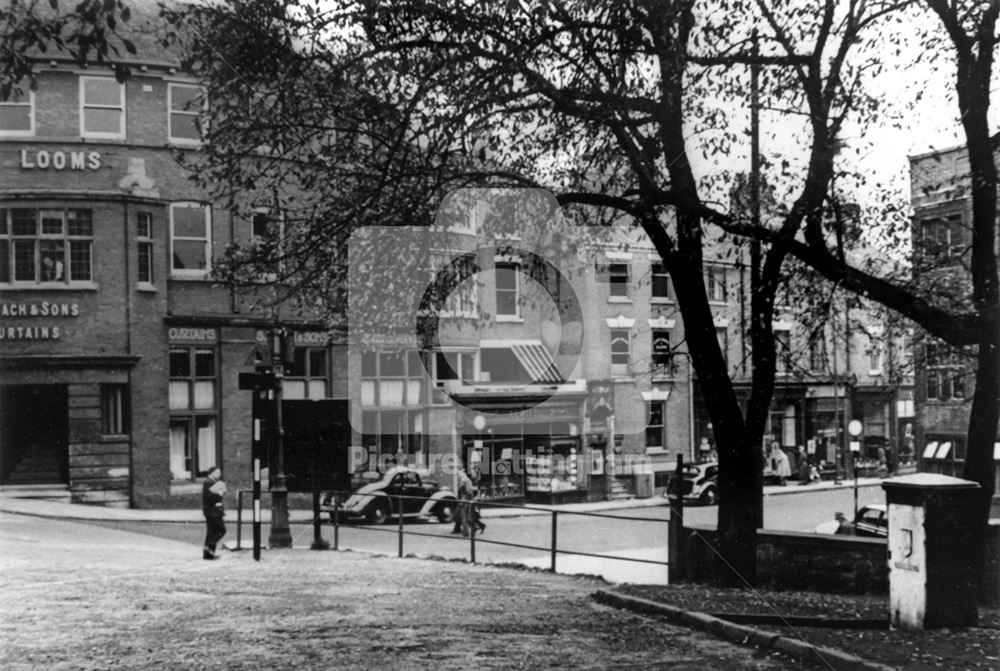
top-left (21, 149), bottom-right (101, 171)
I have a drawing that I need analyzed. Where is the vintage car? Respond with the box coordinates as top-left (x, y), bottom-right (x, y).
top-left (323, 467), bottom-right (457, 525)
top-left (814, 504), bottom-right (889, 538)
top-left (664, 461), bottom-right (719, 505)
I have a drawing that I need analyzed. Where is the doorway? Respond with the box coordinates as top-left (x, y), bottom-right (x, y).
top-left (0, 385), bottom-right (69, 485)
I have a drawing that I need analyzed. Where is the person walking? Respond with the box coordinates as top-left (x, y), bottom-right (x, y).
top-left (202, 466), bottom-right (227, 559)
top-left (452, 465), bottom-right (475, 537)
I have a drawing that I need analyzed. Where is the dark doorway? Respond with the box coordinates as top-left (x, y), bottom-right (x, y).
top-left (0, 385), bottom-right (69, 485)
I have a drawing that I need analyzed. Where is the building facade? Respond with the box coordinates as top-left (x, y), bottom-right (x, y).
top-left (909, 141), bottom-right (1000, 490)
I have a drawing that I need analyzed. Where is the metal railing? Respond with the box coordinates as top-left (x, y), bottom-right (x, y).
top-left (313, 493), bottom-right (672, 576)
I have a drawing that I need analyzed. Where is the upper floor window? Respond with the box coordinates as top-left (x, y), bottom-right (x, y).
top-left (0, 88), bottom-right (34, 136)
top-left (610, 328), bottom-right (630, 375)
top-left (645, 400), bottom-right (665, 448)
top-left (651, 262), bottom-right (673, 301)
top-left (168, 83), bottom-right (203, 144)
top-left (495, 261), bottom-right (520, 318)
top-left (868, 340), bottom-right (883, 375)
top-left (651, 329), bottom-right (674, 379)
top-left (921, 215), bottom-right (966, 260)
top-left (706, 267), bottom-right (727, 303)
top-left (137, 211), bottom-right (154, 286)
top-left (925, 340), bottom-right (968, 401)
top-left (0, 208), bottom-right (93, 285)
top-left (609, 263), bottom-right (629, 299)
top-left (775, 329), bottom-right (791, 373)
top-left (808, 334), bottom-right (828, 371)
top-left (170, 202), bottom-right (211, 277)
top-left (80, 77), bottom-right (125, 139)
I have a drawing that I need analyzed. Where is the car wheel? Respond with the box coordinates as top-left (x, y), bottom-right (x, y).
top-left (367, 499), bottom-right (391, 525)
top-left (699, 487), bottom-right (718, 506)
top-left (435, 500), bottom-right (455, 524)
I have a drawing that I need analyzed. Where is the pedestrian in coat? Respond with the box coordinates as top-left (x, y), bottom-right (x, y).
top-left (202, 466), bottom-right (227, 559)
top-left (452, 466), bottom-right (475, 537)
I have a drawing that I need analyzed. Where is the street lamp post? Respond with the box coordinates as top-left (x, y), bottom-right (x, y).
top-left (848, 419), bottom-right (863, 520)
top-left (268, 327), bottom-right (293, 549)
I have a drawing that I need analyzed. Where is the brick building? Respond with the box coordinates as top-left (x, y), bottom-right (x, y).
top-left (909, 140), bottom-right (1000, 489)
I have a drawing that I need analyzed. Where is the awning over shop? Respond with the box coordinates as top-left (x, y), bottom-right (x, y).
top-left (480, 340), bottom-right (563, 384)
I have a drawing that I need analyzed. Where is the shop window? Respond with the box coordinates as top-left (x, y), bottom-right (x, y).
top-left (170, 202), bottom-right (212, 276)
top-left (359, 408), bottom-right (425, 468)
top-left (283, 347), bottom-right (328, 399)
top-left (495, 261), bottom-right (520, 318)
top-left (169, 347), bottom-right (218, 480)
top-left (0, 88), bottom-right (34, 136)
top-left (0, 208), bottom-right (93, 285)
top-left (645, 401), bottom-right (665, 448)
top-left (651, 262), bottom-right (673, 301)
top-left (168, 83), bottom-right (203, 143)
top-left (80, 76), bottom-right (125, 139)
top-left (100, 384), bottom-right (129, 436)
top-left (137, 211), bottom-right (154, 286)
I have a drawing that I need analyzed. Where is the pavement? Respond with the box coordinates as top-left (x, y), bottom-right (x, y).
top-left (0, 476), bottom-right (899, 670)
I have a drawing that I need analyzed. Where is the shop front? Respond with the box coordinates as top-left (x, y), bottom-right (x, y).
top-left (454, 385), bottom-right (590, 505)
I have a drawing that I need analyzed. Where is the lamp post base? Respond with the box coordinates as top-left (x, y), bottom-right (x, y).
top-left (268, 487), bottom-right (293, 549)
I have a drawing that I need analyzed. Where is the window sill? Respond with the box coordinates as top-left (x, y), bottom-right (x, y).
top-left (0, 282), bottom-right (98, 292)
top-left (137, 283), bottom-right (157, 293)
top-left (169, 481), bottom-right (202, 495)
top-left (607, 296), bottom-right (632, 304)
top-left (495, 315), bottom-right (523, 323)
top-left (650, 297), bottom-right (673, 304)
top-left (644, 447), bottom-right (668, 456)
top-left (169, 274), bottom-right (213, 282)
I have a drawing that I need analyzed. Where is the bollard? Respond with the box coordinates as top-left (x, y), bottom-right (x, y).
top-left (551, 510), bottom-right (558, 572)
top-left (397, 495), bottom-right (404, 558)
top-left (332, 494), bottom-right (340, 551)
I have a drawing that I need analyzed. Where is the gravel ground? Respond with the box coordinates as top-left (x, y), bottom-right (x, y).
top-left (0, 512), bottom-right (813, 670)
top-left (617, 583), bottom-right (1000, 670)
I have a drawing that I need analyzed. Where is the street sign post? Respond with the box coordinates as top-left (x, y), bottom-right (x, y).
top-left (239, 364), bottom-right (278, 561)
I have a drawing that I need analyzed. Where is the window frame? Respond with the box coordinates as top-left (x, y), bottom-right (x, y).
top-left (167, 82), bottom-right (204, 145)
top-left (645, 400), bottom-right (665, 448)
top-left (168, 346), bottom-right (219, 481)
top-left (651, 262), bottom-right (673, 302)
top-left (608, 262), bottom-right (630, 300)
top-left (137, 210), bottom-right (154, 286)
top-left (283, 346), bottom-right (330, 400)
top-left (706, 266), bottom-right (727, 303)
top-left (0, 207), bottom-right (94, 286)
top-left (100, 384), bottom-right (130, 436)
top-left (169, 202), bottom-right (212, 278)
top-left (494, 260), bottom-right (520, 320)
top-left (79, 76), bottom-right (126, 140)
top-left (610, 328), bottom-right (631, 375)
top-left (0, 87), bottom-right (35, 137)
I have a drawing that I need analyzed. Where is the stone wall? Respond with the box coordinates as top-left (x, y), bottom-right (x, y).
top-left (683, 522), bottom-right (1000, 605)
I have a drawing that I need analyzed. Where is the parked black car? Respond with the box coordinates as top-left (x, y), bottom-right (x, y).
top-left (664, 461), bottom-right (719, 505)
top-left (322, 467), bottom-right (457, 525)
